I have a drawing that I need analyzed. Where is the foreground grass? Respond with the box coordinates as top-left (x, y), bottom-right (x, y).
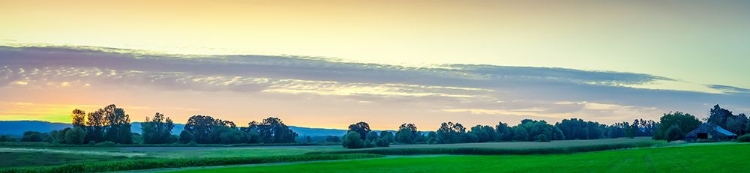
top-left (0, 154), bottom-right (382, 173)
top-left (0, 152), bottom-right (149, 168)
top-left (173, 143), bottom-right (750, 173)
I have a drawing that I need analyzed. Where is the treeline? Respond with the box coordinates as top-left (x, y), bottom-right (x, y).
top-left (11, 104), bottom-right (747, 147)
top-left (11, 104), bottom-right (299, 145)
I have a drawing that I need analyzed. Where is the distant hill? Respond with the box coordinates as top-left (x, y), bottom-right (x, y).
top-left (0, 121), bottom-right (347, 137)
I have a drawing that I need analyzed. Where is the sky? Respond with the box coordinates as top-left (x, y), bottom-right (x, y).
top-left (0, 0), bottom-right (749, 130)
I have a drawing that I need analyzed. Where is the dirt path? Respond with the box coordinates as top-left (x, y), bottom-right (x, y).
top-left (114, 155), bottom-right (448, 173)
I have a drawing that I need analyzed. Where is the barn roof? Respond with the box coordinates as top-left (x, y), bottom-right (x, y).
top-left (685, 123), bottom-right (737, 138)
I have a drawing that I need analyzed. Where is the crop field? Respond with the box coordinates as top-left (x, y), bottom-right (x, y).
top-left (170, 143), bottom-right (750, 173)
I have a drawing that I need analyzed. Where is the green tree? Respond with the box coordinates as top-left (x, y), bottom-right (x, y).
top-left (21, 131), bottom-right (44, 142)
top-left (347, 122), bottom-right (371, 141)
top-left (395, 123), bottom-right (418, 144)
top-left (665, 125), bottom-right (684, 142)
top-left (342, 132), bottom-right (364, 149)
top-left (366, 131), bottom-right (379, 141)
top-left (179, 130), bottom-right (194, 144)
top-left (379, 131), bottom-right (394, 144)
top-left (513, 126), bottom-right (529, 141)
top-left (656, 111), bottom-right (701, 141)
top-left (245, 117), bottom-right (298, 143)
top-left (65, 127), bottom-right (86, 144)
top-left (142, 112), bottom-right (175, 144)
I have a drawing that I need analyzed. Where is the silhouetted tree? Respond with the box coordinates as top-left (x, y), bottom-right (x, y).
top-left (347, 122), bottom-right (371, 141)
top-left (245, 117), bottom-right (298, 143)
top-left (142, 112), bottom-right (175, 144)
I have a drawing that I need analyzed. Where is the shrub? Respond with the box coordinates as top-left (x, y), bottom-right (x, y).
top-left (738, 134), bottom-right (750, 142)
top-left (376, 139), bottom-right (390, 147)
top-left (179, 130), bottom-right (195, 144)
top-left (96, 141), bottom-right (117, 147)
top-left (0, 135), bottom-right (17, 142)
top-left (64, 127), bottom-right (85, 144)
top-left (535, 134), bottom-right (550, 142)
top-left (665, 125), bottom-right (684, 142)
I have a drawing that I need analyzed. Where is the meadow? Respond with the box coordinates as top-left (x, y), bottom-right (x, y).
top-left (170, 143), bottom-right (750, 173)
top-left (3, 138), bottom-right (747, 173)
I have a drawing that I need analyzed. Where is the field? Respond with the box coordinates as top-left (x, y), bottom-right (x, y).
top-left (1, 138), bottom-right (746, 173)
top-left (171, 143), bottom-right (750, 173)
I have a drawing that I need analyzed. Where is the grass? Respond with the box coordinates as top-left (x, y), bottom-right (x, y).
top-left (0, 152), bottom-right (148, 168)
top-left (0, 154), bottom-right (383, 173)
top-left (309, 138), bottom-right (662, 155)
top-left (171, 143), bottom-right (750, 173)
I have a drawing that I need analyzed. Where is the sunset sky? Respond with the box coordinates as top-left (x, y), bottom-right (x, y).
top-left (1, 0), bottom-right (749, 130)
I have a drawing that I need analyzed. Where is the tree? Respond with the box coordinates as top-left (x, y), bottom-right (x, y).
top-left (665, 125), bottom-right (684, 142)
top-left (184, 115), bottom-right (221, 144)
top-left (0, 135), bottom-right (17, 142)
top-left (179, 130), bottom-right (194, 144)
top-left (395, 123), bottom-right (418, 144)
top-left (21, 131), bottom-right (44, 142)
top-left (366, 131), bottom-right (379, 141)
top-left (496, 121), bottom-right (512, 141)
top-left (655, 111), bottom-right (701, 141)
top-left (71, 109), bottom-right (86, 128)
top-left (102, 105), bottom-right (133, 144)
top-left (245, 117), bottom-right (298, 143)
top-left (379, 131), bottom-right (394, 144)
top-left (142, 112), bottom-right (175, 144)
top-left (469, 125), bottom-right (495, 143)
top-left (513, 126), bottom-right (529, 141)
top-left (65, 127), bottom-right (86, 144)
top-left (85, 109), bottom-right (106, 143)
top-left (342, 132), bottom-right (365, 149)
top-left (347, 122), bottom-right (371, 141)
top-left (436, 122), bottom-right (466, 144)
top-left (325, 136), bottom-right (341, 143)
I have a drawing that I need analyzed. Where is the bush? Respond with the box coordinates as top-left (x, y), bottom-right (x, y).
top-left (738, 134), bottom-right (750, 142)
top-left (665, 125), bottom-right (684, 142)
top-left (96, 141), bottom-right (117, 147)
top-left (179, 130), bottom-right (195, 144)
top-left (0, 135), bottom-right (17, 142)
top-left (342, 132), bottom-right (365, 149)
top-left (535, 134), bottom-right (550, 142)
top-left (64, 127), bottom-right (86, 144)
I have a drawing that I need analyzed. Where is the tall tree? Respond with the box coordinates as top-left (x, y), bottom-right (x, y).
top-left (184, 115), bottom-right (221, 144)
top-left (142, 112), bottom-right (175, 144)
top-left (347, 122), bottom-right (371, 141)
top-left (103, 105), bottom-right (132, 144)
top-left (85, 109), bottom-right (106, 143)
top-left (395, 123), bottom-right (418, 144)
top-left (245, 117), bottom-right (298, 143)
top-left (71, 109), bottom-right (86, 128)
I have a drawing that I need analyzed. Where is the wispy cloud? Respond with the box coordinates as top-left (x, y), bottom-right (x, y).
top-left (1, 46), bottom-right (748, 125)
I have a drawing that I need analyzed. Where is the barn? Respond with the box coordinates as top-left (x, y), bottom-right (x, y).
top-left (685, 123), bottom-right (737, 142)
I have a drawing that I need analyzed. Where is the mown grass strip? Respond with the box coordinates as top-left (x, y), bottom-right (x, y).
top-left (0, 154), bottom-right (383, 173)
top-left (307, 141), bottom-right (659, 155)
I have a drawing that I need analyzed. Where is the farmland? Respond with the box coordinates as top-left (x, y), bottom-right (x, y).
top-left (170, 143), bottom-right (750, 173)
top-left (1, 138), bottom-right (675, 172)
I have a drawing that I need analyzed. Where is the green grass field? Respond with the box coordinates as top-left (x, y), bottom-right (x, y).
top-left (170, 143), bottom-right (750, 173)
